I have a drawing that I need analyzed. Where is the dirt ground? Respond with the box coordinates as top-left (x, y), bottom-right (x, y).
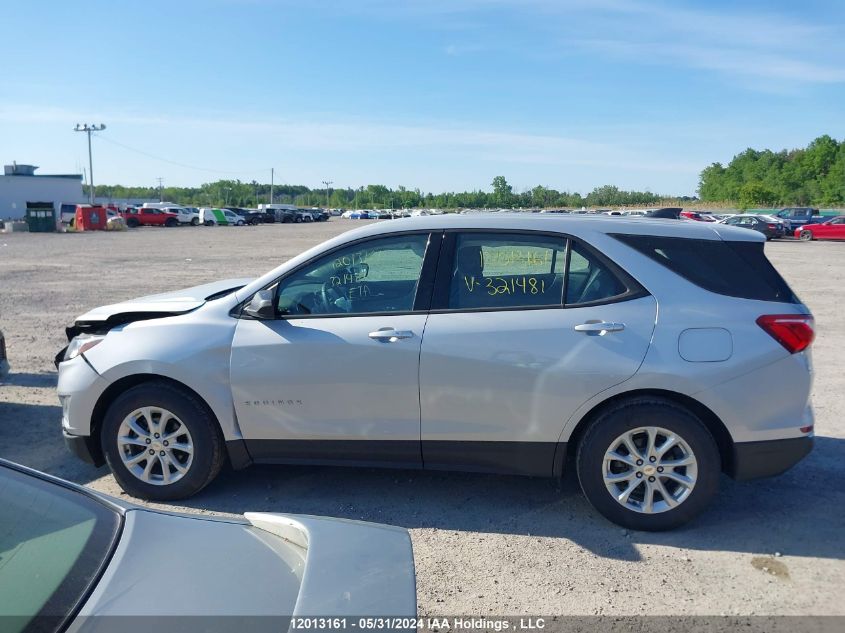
top-left (1, 221), bottom-right (843, 616)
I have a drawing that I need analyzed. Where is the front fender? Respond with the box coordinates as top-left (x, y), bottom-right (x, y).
top-left (83, 310), bottom-right (242, 441)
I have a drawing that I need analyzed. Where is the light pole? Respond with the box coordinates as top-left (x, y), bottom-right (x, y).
top-left (322, 180), bottom-right (333, 209)
top-left (224, 187), bottom-right (232, 206)
top-left (74, 123), bottom-right (106, 204)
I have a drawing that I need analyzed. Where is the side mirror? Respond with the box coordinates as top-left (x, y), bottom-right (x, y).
top-left (244, 289), bottom-right (276, 320)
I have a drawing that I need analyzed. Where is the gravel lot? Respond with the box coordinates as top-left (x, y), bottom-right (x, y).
top-left (1, 221), bottom-right (843, 616)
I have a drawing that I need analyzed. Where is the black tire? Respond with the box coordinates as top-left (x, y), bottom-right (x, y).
top-left (576, 397), bottom-right (720, 531)
top-left (165, 218), bottom-right (178, 227)
top-left (282, 216), bottom-right (292, 223)
top-left (205, 220), bottom-right (214, 226)
top-left (799, 230), bottom-right (813, 242)
top-left (101, 381), bottom-right (225, 501)
top-left (126, 218), bottom-right (140, 228)
top-left (191, 217), bottom-right (200, 226)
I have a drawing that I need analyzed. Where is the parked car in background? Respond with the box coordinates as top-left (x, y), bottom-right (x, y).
top-left (721, 214), bottom-right (785, 240)
top-left (680, 211), bottom-right (715, 222)
top-left (644, 207), bottom-right (682, 219)
top-left (57, 214), bottom-right (814, 531)
top-left (201, 208), bottom-right (245, 226)
top-left (142, 202), bottom-right (200, 226)
top-left (228, 208), bottom-right (265, 225)
top-left (0, 459), bottom-right (416, 629)
top-left (795, 216), bottom-right (845, 241)
top-left (60, 202), bottom-right (78, 224)
top-left (708, 213), bottom-right (735, 222)
top-left (259, 204), bottom-right (299, 223)
top-left (774, 207), bottom-right (825, 232)
top-left (120, 207), bottom-right (180, 228)
top-left (0, 328), bottom-right (8, 378)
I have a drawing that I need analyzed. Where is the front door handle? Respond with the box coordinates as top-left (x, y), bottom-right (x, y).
top-left (574, 321), bottom-right (625, 334)
top-left (369, 328), bottom-right (414, 342)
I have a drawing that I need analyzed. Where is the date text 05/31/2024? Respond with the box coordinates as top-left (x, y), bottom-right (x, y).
top-left (290, 617), bottom-right (547, 631)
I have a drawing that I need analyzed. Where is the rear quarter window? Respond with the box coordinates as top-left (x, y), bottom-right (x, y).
top-left (611, 234), bottom-right (799, 303)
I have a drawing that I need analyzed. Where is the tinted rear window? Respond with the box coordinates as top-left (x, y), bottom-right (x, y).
top-left (611, 234), bottom-right (798, 303)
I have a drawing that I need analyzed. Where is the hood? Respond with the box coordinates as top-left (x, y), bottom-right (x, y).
top-left (74, 278), bottom-right (253, 325)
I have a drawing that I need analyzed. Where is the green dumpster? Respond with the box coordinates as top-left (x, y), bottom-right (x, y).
top-left (25, 202), bottom-right (56, 233)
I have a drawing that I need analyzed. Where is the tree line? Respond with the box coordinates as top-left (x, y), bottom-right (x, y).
top-left (89, 178), bottom-right (668, 210)
top-left (699, 135), bottom-right (845, 208)
top-left (88, 135), bottom-right (845, 209)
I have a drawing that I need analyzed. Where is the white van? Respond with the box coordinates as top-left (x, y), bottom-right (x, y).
top-left (200, 208), bottom-right (245, 226)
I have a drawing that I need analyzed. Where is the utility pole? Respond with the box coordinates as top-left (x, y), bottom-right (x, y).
top-left (156, 177), bottom-right (164, 202)
top-left (322, 180), bottom-right (333, 209)
top-left (270, 168), bottom-right (274, 204)
top-left (74, 123), bottom-right (106, 204)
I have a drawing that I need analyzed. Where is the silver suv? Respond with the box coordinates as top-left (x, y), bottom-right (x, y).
top-left (57, 215), bottom-right (814, 530)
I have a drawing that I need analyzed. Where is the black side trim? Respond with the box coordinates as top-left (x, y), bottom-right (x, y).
top-left (729, 436), bottom-right (813, 481)
top-left (423, 440), bottom-right (561, 477)
top-left (225, 439), bottom-right (253, 470)
top-left (242, 439), bottom-right (564, 477)
top-left (64, 430), bottom-right (105, 467)
top-left (245, 439), bottom-right (423, 469)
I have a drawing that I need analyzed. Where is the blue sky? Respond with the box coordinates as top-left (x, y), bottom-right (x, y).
top-left (1, 0), bottom-right (843, 196)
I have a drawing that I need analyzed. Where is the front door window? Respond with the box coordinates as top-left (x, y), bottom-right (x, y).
top-left (276, 233), bottom-right (430, 316)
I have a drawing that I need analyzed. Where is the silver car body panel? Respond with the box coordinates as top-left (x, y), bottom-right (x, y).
top-left (231, 314), bottom-right (427, 444)
top-left (70, 509), bottom-right (415, 623)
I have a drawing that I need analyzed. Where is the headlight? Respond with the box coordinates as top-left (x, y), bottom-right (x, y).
top-left (64, 334), bottom-right (105, 361)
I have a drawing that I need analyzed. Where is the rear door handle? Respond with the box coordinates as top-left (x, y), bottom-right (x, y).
top-left (369, 328), bottom-right (414, 342)
top-left (574, 322), bottom-right (625, 334)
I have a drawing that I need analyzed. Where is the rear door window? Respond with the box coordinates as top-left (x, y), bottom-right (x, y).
top-left (447, 233), bottom-right (567, 309)
top-left (612, 234), bottom-right (799, 303)
top-left (443, 233), bottom-right (638, 310)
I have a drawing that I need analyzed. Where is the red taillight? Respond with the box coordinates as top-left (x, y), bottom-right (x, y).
top-left (756, 314), bottom-right (814, 354)
top-left (767, 224), bottom-right (776, 229)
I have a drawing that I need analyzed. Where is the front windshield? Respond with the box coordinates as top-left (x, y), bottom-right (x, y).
top-left (0, 465), bottom-right (121, 633)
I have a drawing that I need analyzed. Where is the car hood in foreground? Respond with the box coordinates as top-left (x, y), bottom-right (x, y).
top-left (73, 278), bottom-right (253, 325)
top-left (71, 509), bottom-right (415, 629)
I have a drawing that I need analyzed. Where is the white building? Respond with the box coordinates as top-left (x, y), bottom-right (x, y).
top-left (0, 162), bottom-right (84, 220)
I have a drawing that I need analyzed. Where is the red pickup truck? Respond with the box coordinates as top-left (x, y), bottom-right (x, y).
top-left (120, 208), bottom-right (180, 228)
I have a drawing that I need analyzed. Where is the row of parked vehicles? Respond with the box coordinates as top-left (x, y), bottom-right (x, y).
top-left (62, 202), bottom-right (333, 228)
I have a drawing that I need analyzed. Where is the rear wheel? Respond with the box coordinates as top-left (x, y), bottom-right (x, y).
top-left (101, 381), bottom-right (225, 500)
top-left (799, 230), bottom-right (813, 241)
top-left (191, 217), bottom-right (200, 226)
top-left (126, 218), bottom-right (140, 228)
top-left (576, 398), bottom-right (720, 531)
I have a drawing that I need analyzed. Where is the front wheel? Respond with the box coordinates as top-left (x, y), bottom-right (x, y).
top-left (165, 218), bottom-right (178, 227)
top-left (576, 398), bottom-right (720, 531)
top-left (799, 230), bottom-right (813, 241)
top-left (191, 217), bottom-right (200, 226)
top-left (101, 381), bottom-right (225, 500)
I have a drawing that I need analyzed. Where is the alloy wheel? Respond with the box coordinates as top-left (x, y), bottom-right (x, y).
top-left (603, 426), bottom-right (698, 514)
top-left (117, 406), bottom-right (194, 486)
